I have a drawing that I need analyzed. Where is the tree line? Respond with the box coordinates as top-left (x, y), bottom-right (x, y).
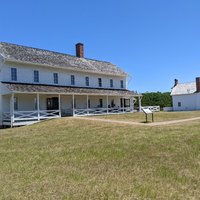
top-left (136, 92), bottom-right (172, 109)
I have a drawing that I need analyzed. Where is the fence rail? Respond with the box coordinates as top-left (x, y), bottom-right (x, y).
top-left (39, 110), bottom-right (60, 119)
top-left (3, 110), bottom-right (60, 123)
top-left (2, 112), bottom-right (11, 121)
top-left (74, 107), bottom-right (133, 116)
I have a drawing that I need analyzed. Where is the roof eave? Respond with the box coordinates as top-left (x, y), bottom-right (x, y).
top-left (171, 92), bottom-right (196, 96)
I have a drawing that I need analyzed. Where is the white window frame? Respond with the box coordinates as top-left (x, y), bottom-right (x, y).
top-left (34, 70), bottom-right (39, 83)
top-left (53, 73), bottom-right (58, 84)
top-left (98, 78), bottom-right (102, 87)
top-left (110, 79), bottom-right (113, 88)
top-left (11, 68), bottom-right (17, 81)
top-left (85, 77), bottom-right (89, 86)
top-left (120, 80), bottom-right (124, 88)
top-left (71, 75), bottom-right (75, 85)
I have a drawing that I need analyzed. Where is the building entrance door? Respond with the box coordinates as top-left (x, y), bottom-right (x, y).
top-left (46, 97), bottom-right (59, 110)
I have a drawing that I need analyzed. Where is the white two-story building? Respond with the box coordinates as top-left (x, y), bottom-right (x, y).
top-left (0, 42), bottom-right (142, 127)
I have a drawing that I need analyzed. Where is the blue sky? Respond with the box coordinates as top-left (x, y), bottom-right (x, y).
top-left (0, 0), bottom-right (200, 93)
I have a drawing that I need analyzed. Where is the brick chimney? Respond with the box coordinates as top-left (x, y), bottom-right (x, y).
top-left (174, 79), bottom-right (178, 87)
top-left (76, 43), bottom-right (84, 58)
top-left (196, 77), bottom-right (200, 92)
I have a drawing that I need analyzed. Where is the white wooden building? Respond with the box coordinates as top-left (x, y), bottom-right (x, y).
top-left (0, 42), bottom-right (142, 127)
top-left (171, 77), bottom-right (200, 111)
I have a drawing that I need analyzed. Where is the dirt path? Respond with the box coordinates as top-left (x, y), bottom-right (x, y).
top-left (74, 116), bottom-right (200, 127)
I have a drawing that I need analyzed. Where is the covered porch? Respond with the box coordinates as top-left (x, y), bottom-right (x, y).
top-left (1, 82), bottom-right (142, 127)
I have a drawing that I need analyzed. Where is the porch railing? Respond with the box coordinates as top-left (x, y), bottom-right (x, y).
top-left (3, 107), bottom-right (134, 124)
top-left (74, 107), bottom-right (133, 116)
top-left (3, 110), bottom-right (60, 123)
top-left (2, 112), bottom-right (11, 122)
top-left (39, 110), bottom-right (60, 119)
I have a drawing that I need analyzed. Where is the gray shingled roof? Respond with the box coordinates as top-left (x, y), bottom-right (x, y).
top-left (171, 82), bottom-right (196, 95)
top-left (0, 42), bottom-right (127, 76)
top-left (2, 82), bottom-right (139, 97)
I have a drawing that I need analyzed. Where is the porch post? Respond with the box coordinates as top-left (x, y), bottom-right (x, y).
top-left (86, 95), bottom-right (89, 115)
top-left (123, 97), bottom-right (125, 113)
top-left (139, 96), bottom-right (142, 112)
top-left (10, 93), bottom-right (14, 128)
top-left (72, 94), bottom-right (75, 116)
top-left (37, 93), bottom-right (40, 121)
top-left (130, 97), bottom-right (133, 112)
top-left (106, 95), bottom-right (109, 114)
top-left (58, 94), bottom-right (61, 118)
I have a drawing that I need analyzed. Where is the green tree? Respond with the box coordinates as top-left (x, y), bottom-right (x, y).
top-left (136, 92), bottom-right (172, 109)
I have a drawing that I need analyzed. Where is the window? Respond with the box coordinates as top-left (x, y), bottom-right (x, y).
top-left (85, 77), bottom-right (89, 86)
top-left (120, 80), bottom-right (124, 88)
top-left (34, 70), bottom-right (39, 83)
top-left (98, 78), bottom-right (102, 87)
top-left (71, 75), bottom-right (75, 85)
top-left (99, 99), bottom-right (103, 108)
top-left (53, 73), bottom-right (58, 84)
top-left (11, 68), bottom-right (17, 81)
top-left (88, 99), bottom-right (90, 108)
top-left (14, 97), bottom-right (18, 110)
top-left (178, 102), bottom-right (181, 107)
top-left (110, 79), bottom-right (113, 88)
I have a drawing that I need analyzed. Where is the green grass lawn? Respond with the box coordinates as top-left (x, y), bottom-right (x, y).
top-left (0, 113), bottom-right (199, 199)
top-left (92, 110), bottom-right (200, 123)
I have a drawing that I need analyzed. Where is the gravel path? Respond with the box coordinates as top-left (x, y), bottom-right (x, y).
top-left (74, 116), bottom-right (200, 127)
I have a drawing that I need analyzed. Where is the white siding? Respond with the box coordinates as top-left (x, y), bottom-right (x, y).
top-left (61, 95), bottom-right (72, 110)
top-left (3, 95), bottom-right (10, 113)
top-left (1, 62), bottom-right (127, 89)
top-left (195, 94), bottom-right (200, 110)
top-left (14, 94), bottom-right (36, 111)
top-left (172, 94), bottom-right (199, 111)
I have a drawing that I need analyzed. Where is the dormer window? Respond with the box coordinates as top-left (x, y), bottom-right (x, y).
top-left (71, 75), bottom-right (75, 85)
top-left (34, 70), bottom-right (39, 83)
top-left (120, 80), bottom-right (124, 88)
top-left (98, 78), bottom-right (102, 87)
top-left (53, 73), bottom-right (58, 84)
top-left (85, 77), bottom-right (89, 86)
top-left (110, 79), bottom-right (113, 88)
top-left (11, 68), bottom-right (17, 81)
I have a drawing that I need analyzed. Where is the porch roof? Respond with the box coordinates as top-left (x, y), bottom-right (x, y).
top-left (2, 82), bottom-right (140, 97)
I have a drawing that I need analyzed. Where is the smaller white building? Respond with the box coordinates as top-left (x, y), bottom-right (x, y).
top-left (171, 77), bottom-right (200, 111)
